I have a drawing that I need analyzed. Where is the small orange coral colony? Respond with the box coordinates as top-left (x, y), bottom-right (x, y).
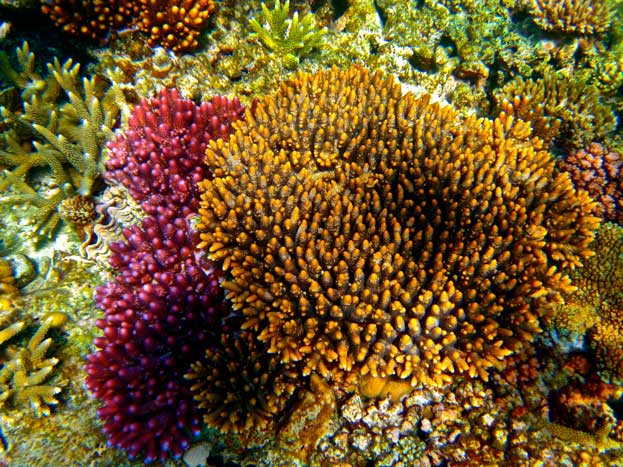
top-left (197, 66), bottom-right (598, 391)
top-left (41, 0), bottom-right (214, 52)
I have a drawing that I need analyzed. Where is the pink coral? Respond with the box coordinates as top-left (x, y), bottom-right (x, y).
top-left (86, 89), bottom-right (244, 462)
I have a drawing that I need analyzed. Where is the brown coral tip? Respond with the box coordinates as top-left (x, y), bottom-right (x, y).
top-left (197, 66), bottom-right (599, 389)
top-left (186, 331), bottom-right (297, 436)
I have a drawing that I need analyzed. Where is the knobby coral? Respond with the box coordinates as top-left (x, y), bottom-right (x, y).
top-left (197, 66), bottom-right (598, 393)
top-left (558, 142), bottom-right (623, 225)
top-left (41, 0), bottom-right (215, 53)
top-left (0, 42), bottom-right (123, 244)
top-left (85, 89), bottom-right (244, 462)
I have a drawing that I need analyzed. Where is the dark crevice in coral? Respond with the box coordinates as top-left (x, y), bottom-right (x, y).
top-left (330, 0), bottom-right (349, 21)
top-left (0, 6), bottom-right (94, 79)
top-left (372, 0), bottom-right (386, 28)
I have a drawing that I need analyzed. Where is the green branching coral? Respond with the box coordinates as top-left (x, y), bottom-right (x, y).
top-left (0, 42), bottom-right (124, 245)
top-left (0, 304), bottom-right (68, 417)
top-left (250, 0), bottom-right (327, 69)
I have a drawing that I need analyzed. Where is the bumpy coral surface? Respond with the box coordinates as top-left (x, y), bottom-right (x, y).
top-left (197, 66), bottom-right (598, 391)
top-left (558, 142), bottom-right (623, 225)
top-left (85, 89), bottom-right (244, 462)
top-left (41, 0), bottom-right (214, 53)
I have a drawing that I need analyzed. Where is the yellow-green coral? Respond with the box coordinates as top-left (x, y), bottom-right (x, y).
top-left (0, 311), bottom-right (68, 417)
top-left (527, 0), bottom-right (612, 35)
top-left (494, 71), bottom-right (617, 149)
top-left (250, 0), bottom-right (327, 69)
top-left (0, 42), bottom-right (125, 244)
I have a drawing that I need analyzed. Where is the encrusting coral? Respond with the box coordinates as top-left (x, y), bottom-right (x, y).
top-left (557, 142), bottom-right (623, 225)
top-left (41, 0), bottom-right (215, 53)
top-left (197, 66), bottom-right (599, 393)
top-left (0, 42), bottom-right (123, 244)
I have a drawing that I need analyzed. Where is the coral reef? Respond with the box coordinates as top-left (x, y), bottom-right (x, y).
top-left (197, 66), bottom-right (598, 393)
top-left (558, 142), bottom-right (623, 225)
top-left (41, 0), bottom-right (215, 53)
top-left (85, 89), bottom-right (244, 462)
top-left (250, 0), bottom-right (327, 69)
top-left (526, 0), bottom-right (612, 35)
top-left (494, 72), bottom-right (617, 150)
top-left (0, 42), bottom-right (123, 244)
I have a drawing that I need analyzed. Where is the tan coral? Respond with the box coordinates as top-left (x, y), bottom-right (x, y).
top-left (198, 66), bottom-right (598, 390)
top-left (528, 0), bottom-right (612, 35)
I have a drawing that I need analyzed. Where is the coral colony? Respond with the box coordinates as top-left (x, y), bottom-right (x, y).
top-left (85, 89), bottom-right (244, 461)
top-left (0, 0), bottom-right (623, 466)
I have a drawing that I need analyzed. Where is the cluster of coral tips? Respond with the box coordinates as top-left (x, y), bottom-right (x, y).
top-left (197, 65), bottom-right (599, 390)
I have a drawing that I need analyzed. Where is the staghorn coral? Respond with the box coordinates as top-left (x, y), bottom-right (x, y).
top-left (0, 42), bottom-right (123, 244)
top-left (557, 142), bottom-right (623, 225)
top-left (41, 0), bottom-right (215, 53)
top-left (494, 72), bottom-right (617, 150)
top-left (0, 311), bottom-right (68, 417)
top-left (250, 0), bottom-right (327, 69)
top-left (526, 0), bottom-right (612, 35)
top-left (197, 66), bottom-right (598, 391)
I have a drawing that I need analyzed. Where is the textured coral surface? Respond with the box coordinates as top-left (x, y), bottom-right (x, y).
top-left (198, 66), bottom-right (598, 391)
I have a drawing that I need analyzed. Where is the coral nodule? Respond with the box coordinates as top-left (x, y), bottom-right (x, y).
top-left (197, 66), bottom-right (599, 391)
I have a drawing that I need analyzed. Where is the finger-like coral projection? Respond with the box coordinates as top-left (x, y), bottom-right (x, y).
top-left (41, 0), bottom-right (215, 53)
top-left (0, 306), bottom-right (68, 417)
top-left (494, 72), bottom-right (617, 150)
top-left (250, 0), bottom-right (327, 69)
top-left (0, 42), bottom-right (124, 244)
top-left (86, 89), bottom-right (244, 462)
top-left (527, 0), bottom-right (612, 35)
top-left (186, 330), bottom-right (297, 437)
top-left (197, 66), bottom-right (599, 391)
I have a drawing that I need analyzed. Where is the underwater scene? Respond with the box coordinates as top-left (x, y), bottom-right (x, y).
top-left (0, 0), bottom-right (622, 466)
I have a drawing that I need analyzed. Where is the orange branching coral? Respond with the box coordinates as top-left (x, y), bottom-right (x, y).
top-left (494, 73), bottom-right (616, 150)
top-left (527, 0), bottom-right (612, 35)
top-left (186, 330), bottom-right (297, 437)
top-left (41, 0), bottom-right (214, 53)
top-left (137, 0), bottom-right (215, 52)
top-left (198, 66), bottom-right (598, 390)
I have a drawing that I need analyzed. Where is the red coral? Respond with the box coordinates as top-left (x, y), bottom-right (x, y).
top-left (558, 142), bottom-right (623, 225)
top-left (85, 89), bottom-right (244, 461)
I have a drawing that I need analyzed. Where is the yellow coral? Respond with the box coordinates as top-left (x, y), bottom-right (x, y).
top-left (0, 310), bottom-right (67, 416)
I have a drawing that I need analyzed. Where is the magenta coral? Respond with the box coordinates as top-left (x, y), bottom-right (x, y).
top-left (105, 89), bottom-right (244, 218)
top-left (558, 142), bottom-right (623, 224)
top-left (86, 89), bottom-right (244, 462)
